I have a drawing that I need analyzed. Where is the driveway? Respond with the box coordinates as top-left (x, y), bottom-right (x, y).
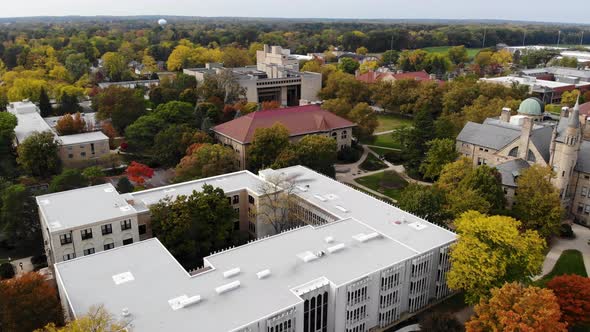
top-left (538, 224), bottom-right (590, 277)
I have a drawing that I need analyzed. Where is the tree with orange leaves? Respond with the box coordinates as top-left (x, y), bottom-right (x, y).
top-left (261, 100), bottom-right (281, 110)
top-left (54, 112), bottom-right (86, 135)
top-left (465, 282), bottom-right (567, 332)
top-left (547, 274), bottom-right (590, 327)
top-left (125, 161), bottom-right (154, 184)
top-left (0, 272), bottom-right (63, 332)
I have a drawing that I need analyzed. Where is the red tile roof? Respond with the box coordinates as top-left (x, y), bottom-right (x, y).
top-left (212, 105), bottom-right (356, 144)
top-left (580, 102), bottom-right (590, 116)
top-left (355, 70), bottom-right (434, 84)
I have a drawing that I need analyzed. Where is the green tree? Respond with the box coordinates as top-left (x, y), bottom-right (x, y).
top-left (514, 165), bottom-right (563, 238)
top-left (420, 311), bottom-right (463, 332)
top-left (462, 165), bottom-right (506, 211)
top-left (153, 125), bottom-right (209, 167)
top-left (116, 177), bottom-right (134, 194)
top-left (93, 86), bottom-right (147, 133)
top-left (338, 57), bottom-right (360, 74)
top-left (82, 166), bottom-right (105, 185)
top-left (319, 71), bottom-right (371, 104)
top-left (124, 115), bottom-right (167, 154)
top-left (16, 131), bottom-right (60, 178)
top-left (394, 108), bottom-right (435, 173)
top-left (38, 87), bottom-right (52, 117)
top-left (447, 211), bottom-right (546, 305)
top-left (0, 184), bottom-right (38, 243)
top-left (39, 305), bottom-right (128, 332)
top-left (221, 47), bottom-right (251, 68)
top-left (175, 144), bottom-right (237, 182)
top-left (0, 112), bottom-right (17, 176)
top-left (321, 98), bottom-right (352, 118)
top-left (419, 138), bottom-right (459, 180)
top-left (380, 50), bottom-right (399, 66)
top-left (561, 89), bottom-right (580, 107)
top-left (248, 123), bottom-right (290, 172)
top-left (291, 135), bottom-right (337, 177)
top-left (149, 185), bottom-right (235, 268)
top-left (397, 49), bottom-right (428, 71)
top-left (448, 45), bottom-right (469, 65)
top-left (49, 169), bottom-right (89, 193)
top-left (65, 53), bottom-right (89, 81)
top-left (349, 102), bottom-right (378, 141)
top-left (101, 52), bottom-right (127, 81)
top-left (397, 184), bottom-right (449, 225)
top-left (423, 53), bottom-right (452, 77)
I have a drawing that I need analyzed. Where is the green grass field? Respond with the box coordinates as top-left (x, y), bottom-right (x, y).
top-left (423, 46), bottom-right (483, 59)
top-left (375, 114), bottom-right (413, 133)
top-left (362, 134), bottom-right (401, 150)
top-left (355, 170), bottom-right (408, 201)
top-left (344, 183), bottom-right (395, 204)
top-left (536, 249), bottom-right (588, 287)
top-left (359, 153), bottom-right (388, 171)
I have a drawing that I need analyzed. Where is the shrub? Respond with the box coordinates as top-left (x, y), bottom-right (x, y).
top-left (337, 145), bottom-right (363, 163)
top-left (31, 255), bottom-right (48, 271)
top-left (359, 154), bottom-right (387, 171)
top-left (0, 262), bottom-right (15, 279)
top-left (560, 223), bottom-right (574, 238)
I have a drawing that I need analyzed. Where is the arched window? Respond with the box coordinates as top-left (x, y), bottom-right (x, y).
top-left (508, 147), bottom-right (518, 157)
top-left (527, 149), bottom-right (536, 162)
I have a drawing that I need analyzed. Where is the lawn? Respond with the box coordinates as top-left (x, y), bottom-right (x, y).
top-left (375, 114), bottom-right (413, 133)
top-left (344, 182), bottom-right (395, 204)
top-left (423, 46), bottom-right (482, 59)
top-left (359, 153), bottom-right (388, 171)
top-left (368, 146), bottom-right (394, 156)
top-left (355, 170), bottom-right (408, 201)
top-left (536, 249), bottom-right (588, 287)
top-left (362, 134), bottom-right (401, 150)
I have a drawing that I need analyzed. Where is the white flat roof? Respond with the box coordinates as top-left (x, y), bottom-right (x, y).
top-left (58, 131), bottom-right (109, 145)
top-left (56, 218), bottom-right (420, 332)
top-left (36, 184), bottom-right (136, 233)
top-left (11, 110), bottom-right (56, 143)
top-left (481, 76), bottom-right (573, 89)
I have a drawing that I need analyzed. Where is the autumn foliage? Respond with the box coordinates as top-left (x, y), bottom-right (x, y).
top-left (125, 161), bottom-right (154, 184)
top-left (55, 112), bottom-right (86, 135)
top-left (0, 272), bottom-right (63, 332)
top-left (465, 282), bottom-right (567, 332)
top-left (261, 100), bottom-right (281, 110)
top-left (547, 274), bottom-right (590, 326)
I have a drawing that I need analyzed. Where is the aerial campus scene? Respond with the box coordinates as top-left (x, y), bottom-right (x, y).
top-left (0, 0), bottom-right (589, 331)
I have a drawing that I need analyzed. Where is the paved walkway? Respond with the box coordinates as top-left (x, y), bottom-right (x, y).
top-left (536, 224), bottom-right (590, 279)
top-left (10, 256), bottom-right (34, 277)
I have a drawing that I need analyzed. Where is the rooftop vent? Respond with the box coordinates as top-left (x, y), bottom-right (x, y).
top-left (325, 194), bottom-right (338, 200)
top-left (324, 236), bottom-right (334, 244)
top-left (297, 251), bottom-right (318, 263)
top-left (168, 294), bottom-right (202, 310)
top-left (223, 267), bottom-right (241, 279)
top-left (353, 232), bottom-right (381, 243)
top-left (256, 269), bottom-right (271, 279)
top-left (119, 206), bottom-right (131, 212)
top-left (408, 222), bottom-right (428, 231)
top-left (112, 272), bottom-right (135, 285)
top-left (335, 205), bottom-right (348, 213)
top-left (216, 280), bottom-right (241, 295)
top-left (313, 194), bottom-right (327, 202)
top-left (327, 243), bottom-right (346, 253)
top-left (121, 308), bottom-right (130, 317)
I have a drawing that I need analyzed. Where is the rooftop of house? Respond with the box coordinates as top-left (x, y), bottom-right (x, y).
top-left (212, 105), bottom-right (356, 144)
top-left (520, 67), bottom-right (590, 81)
top-left (36, 183), bottom-right (136, 233)
top-left (481, 76), bottom-right (575, 89)
top-left (355, 70), bottom-right (434, 84)
top-left (52, 166), bottom-right (456, 331)
top-left (58, 131), bottom-right (109, 145)
top-left (495, 159), bottom-right (531, 187)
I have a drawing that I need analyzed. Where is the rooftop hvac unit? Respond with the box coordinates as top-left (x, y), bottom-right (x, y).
top-left (327, 243), bottom-right (346, 253)
top-left (353, 232), bottom-right (381, 243)
top-left (223, 267), bottom-right (241, 278)
top-left (216, 281), bottom-right (241, 295)
top-left (324, 236), bottom-right (334, 244)
top-left (297, 251), bottom-right (319, 263)
top-left (256, 269), bottom-right (271, 279)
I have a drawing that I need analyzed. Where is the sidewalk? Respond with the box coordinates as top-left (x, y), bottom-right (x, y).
top-left (535, 224), bottom-right (590, 279)
top-left (10, 256), bottom-right (34, 277)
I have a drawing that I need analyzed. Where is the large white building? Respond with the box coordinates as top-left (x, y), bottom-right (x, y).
top-left (7, 101), bottom-right (110, 168)
top-left (49, 166), bottom-right (456, 332)
top-left (183, 45), bottom-right (322, 106)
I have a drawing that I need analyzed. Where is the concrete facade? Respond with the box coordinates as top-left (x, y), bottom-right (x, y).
top-left (183, 45), bottom-right (322, 106)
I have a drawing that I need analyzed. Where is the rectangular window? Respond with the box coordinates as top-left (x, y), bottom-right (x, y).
top-left (578, 203), bottom-right (584, 213)
top-left (248, 195), bottom-right (255, 205)
top-left (123, 238), bottom-right (133, 245)
top-left (63, 253), bottom-right (75, 261)
top-left (121, 219), bottom-right (132, 231)
top-left (68, 154), bottom-right (73, 159)
top-left (138, 224), bottom-right (147, 235)
top-left (101, 224), bottom-right (112, 235)
top-left (81, 228), bottom-right (93, 240)
top-left (582, 187), bottom-right (588, 197)
top-left (104, 243), bottom-right (115, 250)
top-left (80, 152), bottom-right (86, 157)
top-left (585, 205), bottom-right (590, 215)
top-left (59, 233), bottom-right (73, 245)
top-left (90, 143), bottom-right (95, 155)
top-left (83, 247), bottom-right (95, 256)
top-left (232, 195), bottom-right (239, 204)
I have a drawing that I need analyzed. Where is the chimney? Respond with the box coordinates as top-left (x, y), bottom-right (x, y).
top-left (518, 117), bottom-right (533, 160)
top-left (500, 107), bottom-right (512, 123)
top-left (561, 106), bottom-right (569, 118)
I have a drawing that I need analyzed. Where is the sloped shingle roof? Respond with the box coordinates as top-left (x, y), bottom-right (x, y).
top-left (212, 105), bottom-right (355, 144)
top-left (495, 159), bottom-right (531, 187)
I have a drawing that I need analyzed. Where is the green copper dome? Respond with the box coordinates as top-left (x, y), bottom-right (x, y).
top-left (517, 97), bottom-right (544, 116)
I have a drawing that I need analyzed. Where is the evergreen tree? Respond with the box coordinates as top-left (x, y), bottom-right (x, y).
top-left (39, 87), bottom-right (52, 117)
top-left (116, 177), bottom-right (134, 194)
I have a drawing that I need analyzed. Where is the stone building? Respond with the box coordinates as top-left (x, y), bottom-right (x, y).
top-left (457, 97), bottom-right (590, 226)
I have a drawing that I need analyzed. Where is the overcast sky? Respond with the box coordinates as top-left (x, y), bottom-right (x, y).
top-left (2, 0), bottom-right (589, 24)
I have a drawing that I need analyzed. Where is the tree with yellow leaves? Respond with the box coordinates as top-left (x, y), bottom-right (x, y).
top-left (36, 305), bottom-right (129, 332)
top-left (359, 60), bottom-right (379, 74)
top-left (447, 211), bottom-right (545, 304)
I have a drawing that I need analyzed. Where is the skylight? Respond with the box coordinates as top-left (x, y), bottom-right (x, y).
top-left (112, 272), bottom-right (135, 285)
